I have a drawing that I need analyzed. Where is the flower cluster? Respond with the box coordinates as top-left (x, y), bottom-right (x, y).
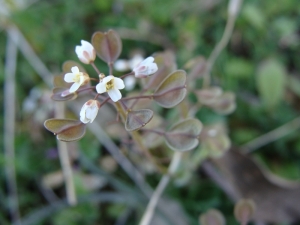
top-left (64, 39), bottom-right (158, 124)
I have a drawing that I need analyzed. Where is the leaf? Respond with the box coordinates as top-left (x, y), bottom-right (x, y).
top-left (199, 209), bottom-right (226, 225)
top-left (165, 118), bottom-right (202, 151)
top-left (92, 30), bottom-right (122, 64)
top-left (125, 109), bottom-right (153, 131)
top-left (62, 60), bottom-right (86, 73)
top-left (209, 92), bottom-right (236, 115)
top-left (53, 74), bottom-right (70, 88)
top-left (44, 119), bottom-right (86, 142)
top-left (154, 70), bottom-right (187, 108)
top-left (212, 149), bottom-right (300, 223)
top-left (234, 199), bottom-right (256, 225)
top-left (256, 59), bottom-right (286, 109)
top-left (195, 87), bottom-right (223, 105)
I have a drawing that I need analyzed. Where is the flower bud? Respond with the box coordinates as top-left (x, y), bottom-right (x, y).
top-left (80, 100), bottom-right (100, 124)
top-left (75, 40), bottom-right (96, 64)
top-left (133, 56), bottom-right (158, 78)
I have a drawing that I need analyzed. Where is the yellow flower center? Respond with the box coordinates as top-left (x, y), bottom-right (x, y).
top-left (106, 78), bottom-right (114, 90)
top-left (73, 73), bottom-right (81, 83)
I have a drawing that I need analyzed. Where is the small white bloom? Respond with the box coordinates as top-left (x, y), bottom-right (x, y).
top-left (124, 76), bottom-right (136, 91)
top-left (80, 100), bottom-right (101, 124)
top-left (114, 59), bottom-right (130, 71)
top-left (129, 54), bottom-right (144, 69)
top-left (75, 40), bottom-right (96, 64)
top-left (133, 56), bottom-right (158, 78)
top-left (96, 75), bottom-right (125, 102)
top-left (64, 66), bottom-right (88, 93)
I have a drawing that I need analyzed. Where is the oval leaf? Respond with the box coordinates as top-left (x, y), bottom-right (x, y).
top-left (165, 118), bottom-right (202, 151)
top-left (195, 86), bottom-right (223, 105)
top-left (92, 30), bottom-right (122, 64)
top-left (125, 109), bottom-right (153, 132)
top-left (154, 70), bottom-right (187, 108)
top-left (44, 119), bottom-right (86, 142)
top-left (199, 209), bottom-right (226, 225)
top-left (53, 74), bottom-right (70, 88)
top-left (210, 92), bottom-right (236, 115)
top-left (62, 60), bottom-right (86, 73)
top-left (57, 123), bottom-right (86, 142)
top-left (256, 59), bottom-right (286, 109)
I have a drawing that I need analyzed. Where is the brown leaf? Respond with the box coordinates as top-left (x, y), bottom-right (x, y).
top-left (212, 149), bottom-right (300, 223)
top-left (125, 109), bottom-right (153, 131)
top-left (92, 30), bottom-right (122, 64)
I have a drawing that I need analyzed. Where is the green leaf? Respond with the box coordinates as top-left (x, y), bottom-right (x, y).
top-left (44, 119), bottom-right (86, 142)
top-left (256, 59), bottom-right (286, 109)
top-left (92, 30), bottom-right (122, 64)
top-left (154, 70), bottom-right (187, 108)
top-left (165, 118), bottom-right (202, 151)
top-left (125, 109), bottom-right (153, 132)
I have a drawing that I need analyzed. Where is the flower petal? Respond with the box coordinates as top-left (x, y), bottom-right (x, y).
top-left (96, 82), bottom-right (106, 93)
top-left (81, 40), bottom-right (94, 53)
top-left (69, 82), bottom-right (81, 93)
top-left (108, 88), bottom-right (122, 102)
top-left (64, 73), bottom-right (75, 83)
top-left (102, 75), bottom-right (114, 84)
top-left (75, 46), bottom-right (83, 58)
top-left (142, 56), bottom-right (154, 65)
top-left (71, 66), bottom-right (79, 74)
top-left (114, 77), bottom-right (125, 89)
top-left (80, 115), bottom-right (90, 124)
top-left (86, 106), bottom-right (98, 122)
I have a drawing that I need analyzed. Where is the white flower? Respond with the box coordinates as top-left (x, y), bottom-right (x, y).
top-left (80, 100), bottom-right (100, 124)
top-left (114, 54), bottom-right (144, 72)
top-left (114, 59), bottom-right (129, 71)
top-left (64, 66), bottom-right (88, 93)
top-left (133, 56), bottom-right (158, 78)
top-left (96, 75), bottom-right (125, 102)
top-left (75, 40), bottom-right (96, 64)
top-left (124, 76), bottom-right (136, 91)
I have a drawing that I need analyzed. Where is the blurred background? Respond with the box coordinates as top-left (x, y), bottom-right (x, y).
top-left (1, 0), bottom-right (300, 224)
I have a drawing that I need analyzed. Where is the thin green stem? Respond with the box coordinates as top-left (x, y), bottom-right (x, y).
top-left (4, 26), bottom-right (21, 225)
top-left (139, 152), bottom-right (182, 225)
top-left (242, 116), bottom-right (300, 154)
top-left (203, 14), bottom-right (237, 88)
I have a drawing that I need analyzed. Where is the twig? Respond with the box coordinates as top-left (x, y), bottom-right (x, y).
top-left (242, 116), bottom-right (300, 154)
top-left (139, 151), bottom-right (182, 225)
top-left (4, 26), bottom-right (21, 225)
top-left (55, 102), bottom-right (77, 205)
